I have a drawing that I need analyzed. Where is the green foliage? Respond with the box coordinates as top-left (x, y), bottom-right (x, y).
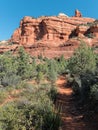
top-left (0, 103), bottom-right (26, 130)
top-left (56, 55), bottom-right (68, 74)
top-left (31, 58), bottom-right (37, 78)
top-left (0, 89), bottom-right (8, 104)
top-left (67, 43), bottom-right (98, 105)
top-left (90, 84), bottom-right (98, 101)
top-left (0, 48), bottom-right (68, 130)
top-left (72, 76), bottom-right (81, 95)
top-left (68, 42), bottom-right (96, 75)
top-left (48, 60), bottom-right (58, 83)
top-left (0, 84), bottom-right (61, 130)
top-left (0, 48), bottom-right (67, 87)
top-left (0, 52), bottom-right (20, 87)
top-left (43, 110), bottom-right (61, 130)
top-left (48, 85), bottom-right (57, 103)
top-left (17, 47), bottom-right (33, 79)
top-left (36, 71), bottom-right (44, 84)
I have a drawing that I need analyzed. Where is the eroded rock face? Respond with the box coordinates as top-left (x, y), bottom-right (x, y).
top-left (75, 25), bottom-right (89, 37)
top-left (74, 20), bottom-right (98, 39)
top-left (6, 11), bottom-right (98, 58)
top-left (89, 24), bottom-right (98, 37)
top-left (11, 14), bottom-right (94, 46)
top-left (11, 28), bottom-right (21, 43)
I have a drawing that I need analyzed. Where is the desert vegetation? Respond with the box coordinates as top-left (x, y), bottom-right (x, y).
top-left (0, 43), bottom-right (98, 130)
top-left (67, 42), bottom-right (98, 115)
top-left (0, 47), bottom-right (68, 130)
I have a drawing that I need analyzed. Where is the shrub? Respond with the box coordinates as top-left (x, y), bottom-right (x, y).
top-left (56, 55), bottom-right (68, 74)
top-left (90, 84), bottom-right (98, 101)
top-left (68, 42), bottom-right (96, 75)
top-left (43, 110), bottom-right (61, 130)
top-left (48, 60), bottom-right (58, 83)
top-left (67, 42), bottom-right (97, 103)
top-left (0, 52), bottom-right (20, 87)
top-left (0, 89), bottom-right (8, 104)
top-left (36, 71), bottom-right (44, 84)
top-left (0, 48), bottom-right (63, 130)
top-left (48, 85), bottom-right (58, 103)
top-left (0, 103), bottom-right (27, 130)
top-left (17, 47), bottom-right (33, 79)
top-left (1, 74), bottom-right (21, 87)
top-left (0, 83), bottom-right (61, 130)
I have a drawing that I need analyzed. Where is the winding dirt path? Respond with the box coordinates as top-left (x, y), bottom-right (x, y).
top-left (56, 76), bottom-right (98, 130)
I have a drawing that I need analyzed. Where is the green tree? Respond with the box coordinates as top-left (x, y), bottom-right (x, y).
top-left (57, 55), bottom-right (68, 74)
top-left (48, 60), bottom-right (58, 83)
top-left (0, 52), bottom-right (20, 87)
top-left (17, 47), bottom-right (33, 79)
top-left (67, 43), bottom-right (97, 102)
top-left (68, 42), bottom-right (96, 75)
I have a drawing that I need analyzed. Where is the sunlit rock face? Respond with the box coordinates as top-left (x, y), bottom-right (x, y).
top-left (2, 10), bottom-right (98, 58)
top-left (11, 10), bottom-right (94, 47)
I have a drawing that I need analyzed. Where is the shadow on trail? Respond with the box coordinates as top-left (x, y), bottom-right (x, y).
top-left (56, 76), bottom-right (98, 130)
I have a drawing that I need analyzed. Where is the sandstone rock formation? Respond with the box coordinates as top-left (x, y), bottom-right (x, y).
top-left (11, 12), bottom-right (94, 47)
top-left (75, 9), bottom-right (82, 17)
top-left (74, 20), bottom-right (98, 39)
top-left (89, 24), bottom-right (98, 37)
top-left (75, 25), bottom-right (89, 37)
top-left (1, 10), bottom-right (98, 58)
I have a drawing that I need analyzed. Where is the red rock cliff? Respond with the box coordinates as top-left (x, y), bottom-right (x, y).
top-left (11, 11), bottom-right (95, 47)
top-left (2, 10), bottom-right (98, 58)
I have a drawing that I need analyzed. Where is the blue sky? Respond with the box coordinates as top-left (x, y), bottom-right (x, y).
top-left (0, 0), bottom-right (98, 40)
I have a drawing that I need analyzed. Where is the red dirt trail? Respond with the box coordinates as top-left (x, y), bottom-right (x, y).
top-left (56, 76), bottom-right (98, 130)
